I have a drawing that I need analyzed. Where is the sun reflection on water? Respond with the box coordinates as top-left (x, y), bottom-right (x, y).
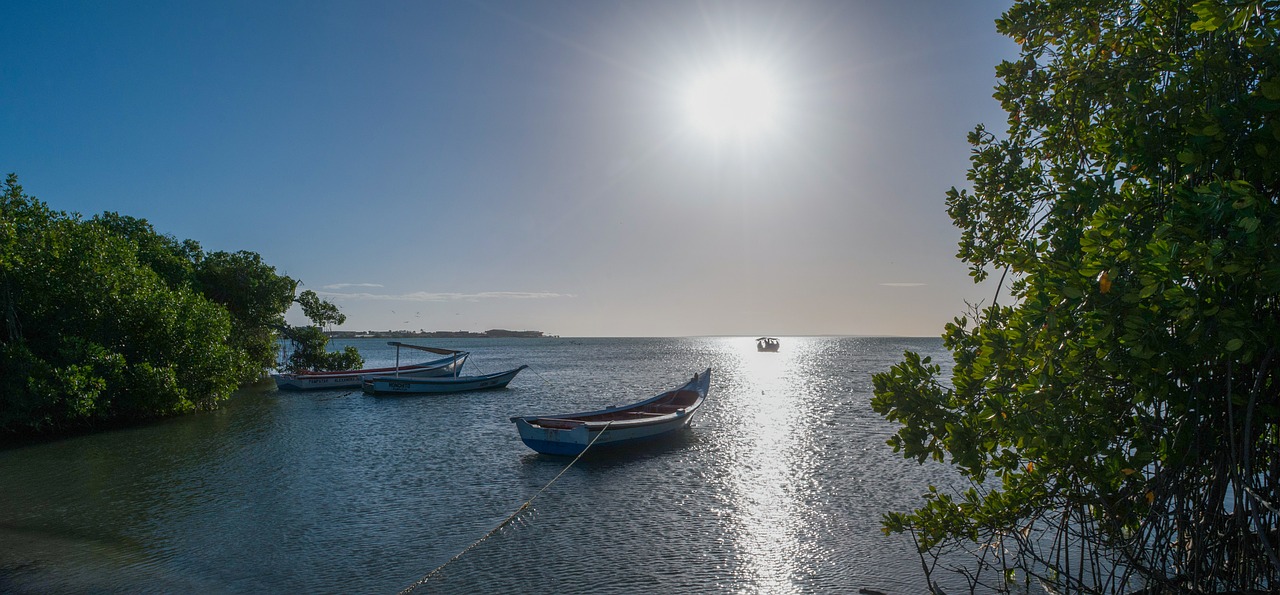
top-left (717, 337), bottom-right (814, 594)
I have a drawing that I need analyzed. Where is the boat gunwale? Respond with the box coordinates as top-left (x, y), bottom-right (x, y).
top-left (283, 352), bottom-right (469, 378)
top-left (512, 369), bottom-right (710, 430)
top-left (363, 365), bottom-right (528, 386)
top-left (527, 410), bottom-right (690, 430)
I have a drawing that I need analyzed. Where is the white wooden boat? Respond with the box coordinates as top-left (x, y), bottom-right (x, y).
top-left (362, 365), bottom-right (528, 395)
top-left (510, 368), bottom-right (711, 456)
top-left (272, 343), bottom-right (467, 391)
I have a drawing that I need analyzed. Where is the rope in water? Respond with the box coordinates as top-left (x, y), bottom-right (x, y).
top-left (527, 366), bottom-right (559, 391)
top-left (315, 390), bottom-right (355, 401)
top-left (398, 421), bottom-right (614, 594)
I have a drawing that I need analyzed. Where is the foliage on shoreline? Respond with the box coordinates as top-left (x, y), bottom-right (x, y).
top-left (0, 174), bottom-right (359, 436)
top-left (277, 308), bottom-right (360, 373)
top-left (872, 1), bottom-right (1279, 593)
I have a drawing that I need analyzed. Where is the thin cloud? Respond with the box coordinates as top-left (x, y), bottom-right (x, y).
top-left (879, 282), bottom-right (927, 287)
top-left (322, 283), bottom-right (385, 290)
top-left (317, 290), bottom-right (575, 302)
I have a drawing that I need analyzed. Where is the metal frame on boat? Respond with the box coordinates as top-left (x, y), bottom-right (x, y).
top-left (362, 365), bottom-right (528, 395)
top-left (510, 368), bottom-right (711, 456)
top-left (271, 343), bottom-right (468, 391)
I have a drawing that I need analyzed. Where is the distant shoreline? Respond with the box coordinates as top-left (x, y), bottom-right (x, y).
top-left (326, 329), bottom-right (551, 339)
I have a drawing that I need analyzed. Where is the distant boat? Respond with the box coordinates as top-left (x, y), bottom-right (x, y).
top-left (362, 365), bottom-right (528, 396)
top-left (756, 337), bottom-right (780, 352)
top-left (510, 368), bottom-right (711, 456)
top-left (272, 343), bottom-right (468, 391)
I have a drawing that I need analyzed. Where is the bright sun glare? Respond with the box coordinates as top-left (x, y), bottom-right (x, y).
top-left (683, 61), bottom-right (781, 141)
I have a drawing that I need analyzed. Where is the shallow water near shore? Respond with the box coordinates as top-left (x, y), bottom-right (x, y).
top-left (0, 336), bottom-right (964, 594)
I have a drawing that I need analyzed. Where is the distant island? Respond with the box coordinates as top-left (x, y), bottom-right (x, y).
top-left (326, 329), bottom-right (550, 339)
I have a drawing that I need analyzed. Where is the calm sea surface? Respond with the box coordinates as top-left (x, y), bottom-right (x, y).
top-left (0, 336), bottom-right (963, 594)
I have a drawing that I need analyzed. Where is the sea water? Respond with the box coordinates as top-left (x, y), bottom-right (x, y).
top-left (0, 336), bottom-right (965, 594)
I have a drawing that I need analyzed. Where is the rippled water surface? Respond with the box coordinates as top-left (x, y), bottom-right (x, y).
top-left (0, 337), bottom-right (961, 594)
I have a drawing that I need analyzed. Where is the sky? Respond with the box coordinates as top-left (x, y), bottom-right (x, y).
top-left (2, 1), bottom-right (1018, 337)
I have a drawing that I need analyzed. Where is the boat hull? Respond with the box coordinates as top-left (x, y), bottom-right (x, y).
top-left (511, 368), bottom-right (711, 456)
top-left (512, 413), bottom-right (697, 456)
top-left (362, 366), bottom-right (528, 395)
top-left (272, 353), bottom-right (468, 391)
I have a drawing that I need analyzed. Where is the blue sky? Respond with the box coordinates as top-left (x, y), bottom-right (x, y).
top-left (3, 1), bottom-right (1016, 337)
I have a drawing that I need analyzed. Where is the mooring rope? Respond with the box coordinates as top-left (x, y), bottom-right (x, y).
top-left (528, 366), bottom-right (559, 391)
top-left (315, 390), bottom-right (355, 401)
top-left (398, 421), bottom-right (614, 594)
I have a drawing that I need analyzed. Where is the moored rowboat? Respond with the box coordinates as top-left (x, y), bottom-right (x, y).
top-left (510, 368), bottom-right (711, 456)
top-left (362, 365), bottom-right (528, 395)
top-left (272, 344), bottom-right (468, 391)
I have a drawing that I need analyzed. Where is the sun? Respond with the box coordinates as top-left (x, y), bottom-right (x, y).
top-left (682, 60), bottom-right (782, 141)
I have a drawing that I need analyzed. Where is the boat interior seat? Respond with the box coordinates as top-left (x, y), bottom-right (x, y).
top-left (667, 390), bottom-right (699, 406)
